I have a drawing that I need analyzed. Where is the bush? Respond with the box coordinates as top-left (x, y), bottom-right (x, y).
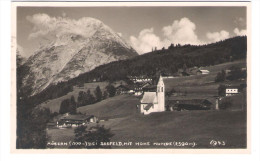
top-left (215, 70), bottom-right (226, 82)
top-left (106, 85), bottom-right (116, 97)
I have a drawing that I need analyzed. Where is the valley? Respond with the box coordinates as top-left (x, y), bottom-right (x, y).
top-left (46, 59), bottom-right (247, 149)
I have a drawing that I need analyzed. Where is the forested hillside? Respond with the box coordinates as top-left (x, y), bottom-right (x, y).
top-left (23, 36), bottom-right (247, 107)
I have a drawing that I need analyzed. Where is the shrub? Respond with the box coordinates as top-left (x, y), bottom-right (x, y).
top-left (215, 70), bottom-right (226, 82)
top-left (70, 125), bottom-right (114, 149)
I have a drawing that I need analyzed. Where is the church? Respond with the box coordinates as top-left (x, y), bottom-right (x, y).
top-left (140, 75), bottom-right (165, 115)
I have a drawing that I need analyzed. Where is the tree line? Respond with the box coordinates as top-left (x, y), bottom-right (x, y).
top-left (59, 85), bottom-right (116, 114)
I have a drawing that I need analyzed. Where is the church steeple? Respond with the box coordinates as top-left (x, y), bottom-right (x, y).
top-left (157, 75), bottom-right (165, 111)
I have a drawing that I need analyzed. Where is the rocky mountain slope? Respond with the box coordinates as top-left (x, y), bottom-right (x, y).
top-left (22, 17), bottom-right (138, 96)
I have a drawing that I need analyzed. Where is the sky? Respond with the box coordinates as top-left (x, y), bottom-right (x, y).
top-left (16, 6), bottom-right (247, 57)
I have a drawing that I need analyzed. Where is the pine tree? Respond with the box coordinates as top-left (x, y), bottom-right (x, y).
top-left (86, 89), bottom-right (95, 104)
top-left (95, 86), bottom-right (102, 102)
top-left (70, 96), bottom-right (77, 114)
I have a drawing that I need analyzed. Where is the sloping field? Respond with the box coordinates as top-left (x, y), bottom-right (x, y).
top-left (47, 110), bottom-right (247, 149)
top-left (100, 110), bottom-right (247, 149)
top-left (77, 95), bottom-right (140, 119)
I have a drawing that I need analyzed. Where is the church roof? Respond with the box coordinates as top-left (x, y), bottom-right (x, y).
top-left (141, 92), bottom-right (158, 104)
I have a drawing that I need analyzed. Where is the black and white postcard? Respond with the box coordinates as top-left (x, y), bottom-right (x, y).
top-left (11, 1), bottom-right (251, 153)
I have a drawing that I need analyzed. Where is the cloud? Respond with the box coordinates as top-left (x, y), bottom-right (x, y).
top-left (234, 17), bottom-right (246, 28)
top-left (234, 28), bottom-right (247, 36)
top-left (130, 17), bottom-right (204, 54)
top-left (206, 30), bottom-right (230, 42)
top-left (26, 13), bottom-right (57, 39)
top-left (16, 44), bottom-right (29, 58)
top-left (162, 17), bottom-right (203, 45)
top-left (26, 13), bottom-right (104, 41)
top-left (130, 28), bottom-right (169, 54)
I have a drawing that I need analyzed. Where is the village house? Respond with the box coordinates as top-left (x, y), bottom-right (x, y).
top-left (57, 114), bottom-right (98, 128)
top-left (225, 86), bottom-right (239, 96)
top-left (197, 69), bottom-right (210, 75)
top-left (140, 75), bottom-right (165, 115)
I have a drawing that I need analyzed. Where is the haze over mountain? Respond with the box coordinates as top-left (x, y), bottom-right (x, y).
top-left (22, 17), bottom-right (138, 96)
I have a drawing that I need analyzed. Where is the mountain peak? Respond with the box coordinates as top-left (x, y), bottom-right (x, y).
top-left (23, 18), bottom-right (138, 96)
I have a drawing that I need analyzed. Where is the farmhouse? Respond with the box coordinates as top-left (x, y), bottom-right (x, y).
top-left (134, 82), bottom-right (153, 96)
top-left (225, 86), bottom-right (239, 96)
top-left (128, 76), bottom-right (152, 83)
top-left (140, 75), bottom-right (165, 115)
top-left (167, 99), bottom-right (212, 111)
top-left (57, 114), bottom-right (98, 127)
top-left (197, 69), bottom-right (210, 75)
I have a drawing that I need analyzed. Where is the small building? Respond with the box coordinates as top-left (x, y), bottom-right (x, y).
top-left (197, 69), bottom-right (210, 75)
top-left (140, 76), bottom-right (165, 115)
top-left (241, 67), bottom-right (247, 71)
top-left (57, 114), bottom-right (98, 128)
top-left (225, 86), bottom-right (239, 96)
top-left (225, 69), bottom-right (231, 74)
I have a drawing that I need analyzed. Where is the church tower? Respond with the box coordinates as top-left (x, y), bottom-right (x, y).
top-left (157, 75), bottom-right (165, 112)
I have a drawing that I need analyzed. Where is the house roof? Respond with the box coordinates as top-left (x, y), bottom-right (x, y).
top-left (199, 70), bottom-right (209, 72)
top-left (141, 92), bottom-right (158, 103)
top-left (60, 114), bottom-right (94, 121)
